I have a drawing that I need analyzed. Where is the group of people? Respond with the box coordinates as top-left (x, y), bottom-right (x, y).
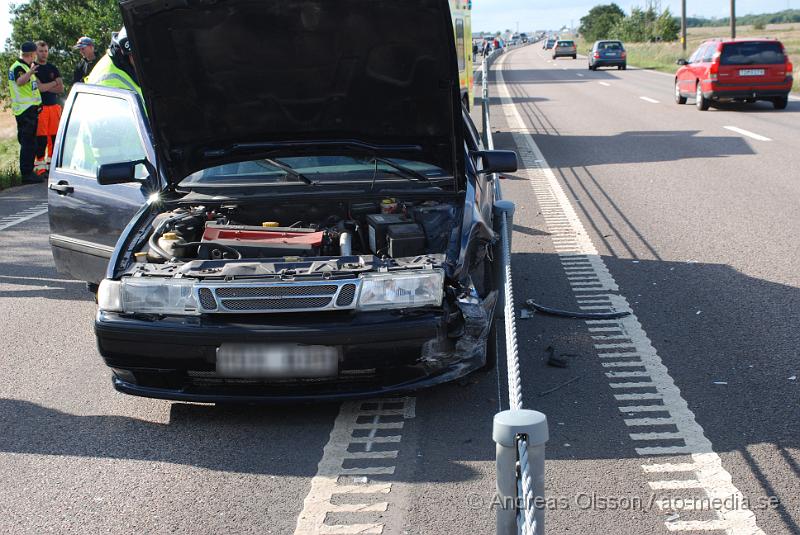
top-left (7, 27), bottom-right (141, 184)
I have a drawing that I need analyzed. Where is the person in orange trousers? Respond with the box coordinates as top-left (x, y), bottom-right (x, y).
top-left (33, 40), bottom-right (64, 176)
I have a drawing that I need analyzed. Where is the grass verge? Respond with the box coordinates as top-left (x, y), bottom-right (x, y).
top-left (0, 136), bottom-right (21, 191)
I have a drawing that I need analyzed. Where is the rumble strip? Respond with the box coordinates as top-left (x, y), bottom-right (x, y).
top-left (294, 397), bottom-right (416, 534)
top-left (494, 51), bottom-right (765, 534)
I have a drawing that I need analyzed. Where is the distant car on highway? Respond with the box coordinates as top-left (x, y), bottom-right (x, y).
top-left (589, 40), bottom-right (627, 70)
top-left (675, 38), bottom-right (793, 110)
top-left (553, 40), bottom-right (577, 59)
top-left (543, 38), bottom-right (555, 50)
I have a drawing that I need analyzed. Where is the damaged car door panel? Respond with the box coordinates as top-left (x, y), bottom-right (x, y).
top-left (47, 0), bottom-right (518, 402)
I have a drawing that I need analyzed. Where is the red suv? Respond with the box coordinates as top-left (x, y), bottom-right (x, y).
top-left (674, 38), bottom-right (793, 110)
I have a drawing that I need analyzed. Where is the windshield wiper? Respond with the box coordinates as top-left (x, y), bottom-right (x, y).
top-left (261, 158), bottom-right (314, 185)
top-left (369, 157), bottom-right (430, 183)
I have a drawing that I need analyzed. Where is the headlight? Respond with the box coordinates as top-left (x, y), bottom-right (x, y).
top-left (357, 270), bottom-right (444, 311)
top-left (98, 277), bottom-right (199, 315)
top-left (97, 279), bottom-right (122, 312)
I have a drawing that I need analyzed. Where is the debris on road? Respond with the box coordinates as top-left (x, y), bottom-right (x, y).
top-left (520, 308), bottom-right (534, 319)
top-left (666, 513), bottom-right (680, 522)
top-left (789, 376), bottom-right (797, 381)
top-left (713, 381), bottom-right (728, 385)
top-left (526, 299), bottom-right (631, 320)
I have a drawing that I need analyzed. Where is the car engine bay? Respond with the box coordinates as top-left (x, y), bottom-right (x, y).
top-left (130, 197), bottom-right (460, 277)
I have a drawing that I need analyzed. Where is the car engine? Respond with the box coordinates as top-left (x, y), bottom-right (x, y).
top-left (138, 198), bottom-right (458, 264)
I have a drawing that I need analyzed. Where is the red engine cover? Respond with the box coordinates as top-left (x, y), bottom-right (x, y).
top-left (202, 225), bottom-right (324, 247)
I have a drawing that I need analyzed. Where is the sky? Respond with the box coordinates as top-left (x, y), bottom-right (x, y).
top-left (471, 0), bottom-right (795, 33)
top-left (0, 0), bottom-right (796, 45)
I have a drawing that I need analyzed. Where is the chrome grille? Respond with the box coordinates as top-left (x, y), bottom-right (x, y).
top-left (196, 280), bottom-right (360, 314)
top-left (216, 285), bottom-right (338, 298)
top-left (198, 287), bottom-right (217, 310)
top-left (221, 297), bottom-right (332, 311)
top-left (336, 284), bottom-right (357, 306)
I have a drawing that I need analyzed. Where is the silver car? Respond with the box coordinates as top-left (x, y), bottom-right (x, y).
top-left (553, 39), bottom-right (577, 59)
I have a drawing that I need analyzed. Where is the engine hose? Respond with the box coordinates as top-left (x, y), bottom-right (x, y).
top-left (525, 299), bottom-right (631, 320)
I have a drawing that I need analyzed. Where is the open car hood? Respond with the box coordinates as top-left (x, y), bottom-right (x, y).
top-left (120, 0), bottom-right (464, 185)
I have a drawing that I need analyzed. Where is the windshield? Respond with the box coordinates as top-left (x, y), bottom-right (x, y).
top-left (179, 156), bottom-right (450, 187)
top-left (558, 41), bottom-right (575, 47)
top-left (598, 42), bottom-right (623, 51)
top-left (721, 42), bottom-right (784, 65)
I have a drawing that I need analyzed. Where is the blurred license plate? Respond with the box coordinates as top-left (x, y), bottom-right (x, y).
top-left (739, 69), bottom-right (765, 76)
top-left (217, 343), bottom-right (339, 378)
top-left (607, 52), bottom-right (617, 56)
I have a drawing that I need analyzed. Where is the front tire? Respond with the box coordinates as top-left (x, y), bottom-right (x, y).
top-left (675, 80), bottom-right (687, 104)
top-left (696, 82), bottom-right (709, 111)
top-left (773, 96), bottom-right (788, 109)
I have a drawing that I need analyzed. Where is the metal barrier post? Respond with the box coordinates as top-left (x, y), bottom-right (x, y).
top-left (493, 410), bottom-right (549, 535)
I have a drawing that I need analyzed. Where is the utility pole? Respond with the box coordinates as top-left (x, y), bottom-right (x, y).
top-left (731, 0), bottom-right (736, 38)
top-left (681, 0), bottom-right (687, 52)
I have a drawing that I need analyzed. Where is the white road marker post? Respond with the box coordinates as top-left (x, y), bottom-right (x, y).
top-left (493, 409), bottom-right (549, 535)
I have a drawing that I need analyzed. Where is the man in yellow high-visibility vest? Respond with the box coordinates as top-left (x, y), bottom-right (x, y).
top-left (87, 27), bottom-right (143, 103)
top-left (7, 41), bottom-right (42, 183)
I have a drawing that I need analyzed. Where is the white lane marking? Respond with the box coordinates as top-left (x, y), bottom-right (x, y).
top-left (639, 96), bottom-right (660, 104)
top-left (294, 397), bottom-right (415, 535)
top-left (598, 81), bottom-right (611, 87)
top-left (724, 126), bottom-right (771, 142)
top-left (494, 52), bottom-right (765, 535)
top-left (0, 202), bottom-right (48, 231)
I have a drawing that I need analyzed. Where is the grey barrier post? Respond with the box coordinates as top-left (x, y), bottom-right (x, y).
top-left (493, 409), bottom-right (549, 535)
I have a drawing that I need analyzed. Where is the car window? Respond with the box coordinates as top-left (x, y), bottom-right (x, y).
top-left (701, 44), bottom-right (717, 62)
top-left (689, 44), bottom-right (706, 63)
top-left (599, 42), bottom-right (623, 51)
top-left (721, 42), bottom-right (785, 65)
top-left (558, 41), bottom-right (575, 47)
top-left (59, 92), bottom-right (147, 178)
top-left (462, 109), bottom-right (480, 150)
top-left (455, 18), bottom-right (465, 71)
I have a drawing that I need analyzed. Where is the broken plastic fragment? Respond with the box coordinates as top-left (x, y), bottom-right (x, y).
top-left (712, 381), bottom-right (728, 385)
top-left (666, 513), bottom-right (680, 522)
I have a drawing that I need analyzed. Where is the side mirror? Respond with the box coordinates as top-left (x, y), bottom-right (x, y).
top-left (474, 150), bottom-right (518, 174)
top-left (97, 159), bottom-right (153, 185)
top-left (676, 58), bottom-right (688, 66)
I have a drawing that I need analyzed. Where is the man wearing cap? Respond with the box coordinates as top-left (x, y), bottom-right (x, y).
top-left (72, 36), bottom-right (97, 84)
top-left (33, 40), bottom-right (64, 177)
top-left (7, 41), bottom-right (42, 183)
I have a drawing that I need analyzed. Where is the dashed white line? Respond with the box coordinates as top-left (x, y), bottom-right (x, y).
top-left (598, 81), bottom-right (611, 87)
top-left (294, 397), bottom-right (415, 535)
top-left (724, 126), bottom-right (771, 142)
top-left (0, 202), bottom-right (48, 231)
top-left (494, 51), bottom-right (765, 535)
top-left (639, 96), bottom-right (659, 104)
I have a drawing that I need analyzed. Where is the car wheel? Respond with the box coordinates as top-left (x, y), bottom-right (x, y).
top-left (696, 82), bottom-right (709, 111)
top-left (617, 65), bottom-right (622, 70)
top-left (572, 55), bottom-right (577, 59)
top-left (621, 64), bottom-right (627, 70)
top-left (773, 96), bottom-right (788, 109)
top-left (745, 97), bottom-right (756, 104)
top-left (675, 80), bottom-right (687, 104)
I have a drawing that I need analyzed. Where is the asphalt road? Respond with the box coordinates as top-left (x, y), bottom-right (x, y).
top-left (0, 44), bottom-right (797, 534)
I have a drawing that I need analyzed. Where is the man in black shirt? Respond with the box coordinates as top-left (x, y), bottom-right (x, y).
top-left (33, 41), bottom-right (63, 176)
top-left (72, 36), bottom-right (96, 84)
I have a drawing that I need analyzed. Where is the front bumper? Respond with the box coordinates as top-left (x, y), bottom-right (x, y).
top-left (95, 303), bottom-right (491, 402)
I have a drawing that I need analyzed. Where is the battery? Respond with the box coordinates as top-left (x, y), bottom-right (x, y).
top-left (366, 213), bottom-right (411, 253)
top-left (387, 223), bottom-right (426, 258)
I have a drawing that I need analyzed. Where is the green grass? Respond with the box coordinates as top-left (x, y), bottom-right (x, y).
top-left (0, 136), bottom-right (21, 190)
top-left (578, 23), bottom-right (800, 93)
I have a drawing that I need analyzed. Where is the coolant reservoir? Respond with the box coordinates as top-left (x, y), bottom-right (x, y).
top-left (158, 231), bottom-right (187, 259)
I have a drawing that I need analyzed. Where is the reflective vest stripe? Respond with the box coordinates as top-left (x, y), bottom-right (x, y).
top-left (8, 60), bottom-right (42, 116)
top-left (95, 72), bottom-right (137, 93)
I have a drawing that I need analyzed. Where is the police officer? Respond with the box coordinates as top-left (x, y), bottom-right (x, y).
top-left (86, 27), bottom-right (142, 102)
top-left (8, 41), bottom-right (42, 183)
